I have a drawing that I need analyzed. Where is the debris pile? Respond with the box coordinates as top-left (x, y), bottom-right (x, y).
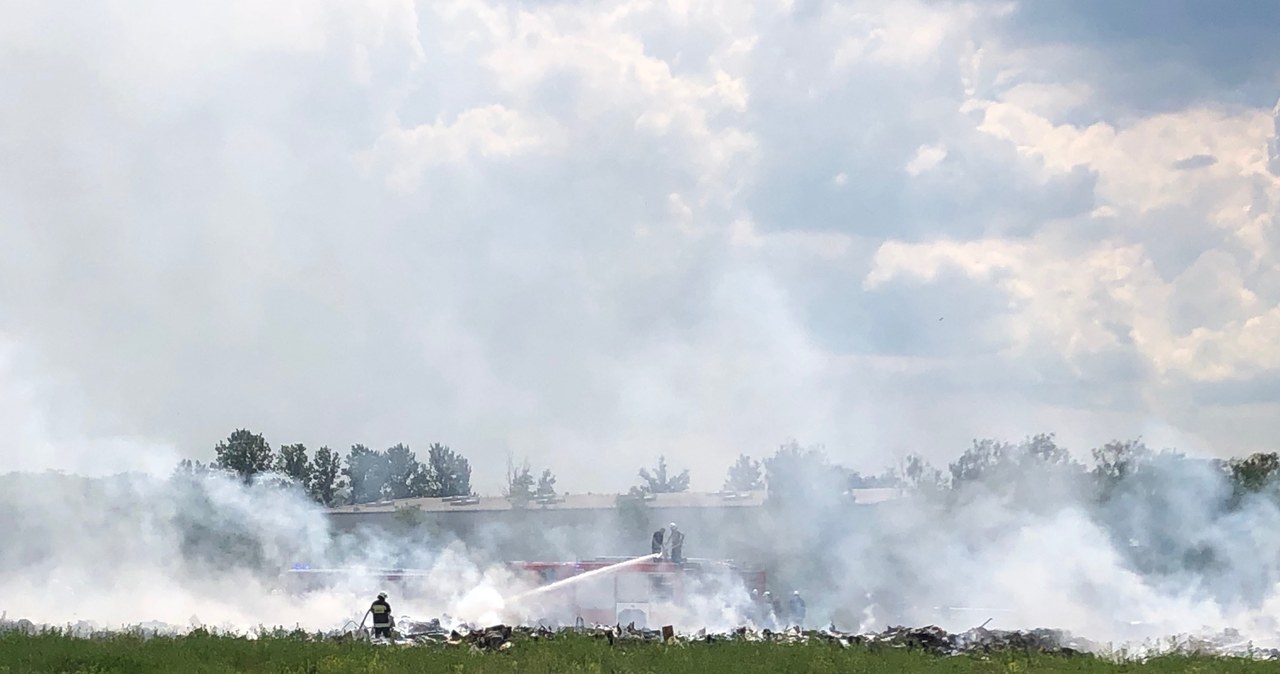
top-left (395, 617), bottom-right (448, 640)
top-left (7, 612), bottom-right (1280, 660)
top-left (0, 615), bottom-right (181, 639)
top-left (448, 624), bottom-right (514, 651)
top-left (373, 620), bottom-right (1093, 657)
top-left (858, 624), bottom-right (1091, 656)
top-left (1116, 628), bottom-right (1280, 661)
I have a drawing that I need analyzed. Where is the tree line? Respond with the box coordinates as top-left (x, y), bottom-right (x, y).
top-left (174, 430), bottom-right (901, 509)
top-left (180, 428), bottom-right (1280, 516)
top-left (634, 434), bottom-right (1280, 514)
top-left (176, 429), bottom-right (476, 506)
top-left (892, 432), bottom-right (1280, 504)
top-left (763, 431), bottom-right (1280, 516)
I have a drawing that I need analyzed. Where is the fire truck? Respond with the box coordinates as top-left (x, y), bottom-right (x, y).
top-left (505, 557), bottom-right (766, 628)
top-left (277, 556), bottom-right (766, 630)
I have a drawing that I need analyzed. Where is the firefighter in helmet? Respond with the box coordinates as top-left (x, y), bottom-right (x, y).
top-left (667, 522), bottom-right (685, 563)
top-left (651, 527), bottom-right (665, 555)
top-left (789, 590), bottom-right (807, 628)
top-left (367, 592), bottom-right (394, 639)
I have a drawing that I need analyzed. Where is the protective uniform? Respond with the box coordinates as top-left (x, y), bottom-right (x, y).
top-left (789, 591), bottom-right (806, 628)
top-left (764, 591), bottom-right (782, 629)
top-left (369, 592), bottom-right (393, 638)
top-left (668, 524), bottom-right (685, 563)
top-left (651, 528), bottom-right (664, 555)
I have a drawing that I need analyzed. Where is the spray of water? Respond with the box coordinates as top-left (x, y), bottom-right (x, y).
top-left (507, 554), bottom-right (660, 604)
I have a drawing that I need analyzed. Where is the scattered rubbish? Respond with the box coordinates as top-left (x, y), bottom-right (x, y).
top-left (862, 624), bottom-right (1086, 657)
top-left (4, 613), bottom-right (1280, 661)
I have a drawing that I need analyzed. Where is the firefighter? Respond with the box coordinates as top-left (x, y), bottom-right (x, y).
top-left (367, 592), bottom-right (394, 639)
top-left (789, 590), bottom-right (807, 628)
top-left (667, 523), bottom-right (685, 563)
top-left (760, 591), bottom-right (775, 629)
top-left (757, 593), bottom-right (778, 629)
top-left (651, 527), bottom-right (664, 555)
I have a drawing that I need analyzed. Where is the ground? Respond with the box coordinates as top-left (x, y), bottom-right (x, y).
top-left (1, 630), bottom-right (1278, 674)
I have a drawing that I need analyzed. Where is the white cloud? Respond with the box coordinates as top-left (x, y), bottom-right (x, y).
top-left (831, 1), bottom-right (990, 69)
top-left (361, 105), bottom-right (562, 192)
top-left (3, 0), bottom-right (1280, 492)
top-left (865, 237), bottom-right (1166, 360)
top-left (904, 143), bottom-right (948, 176)
top-left (970, 97), bottom-right (1278, 223)
top-left (997, 81), bottom-right (1095, 118)
top-left (468, 1), bottom-right (758, 188)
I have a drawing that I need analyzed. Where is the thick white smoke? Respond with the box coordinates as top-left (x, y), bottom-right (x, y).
top-left (804, 448), bottom-right (1280, 649)
top-left (0, 469), bottom-right (538, 633)
top-left (6, 437), bottom-right (1280, 655)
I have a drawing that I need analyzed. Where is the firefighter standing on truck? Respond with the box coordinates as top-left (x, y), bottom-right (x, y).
top-left (651, 527), bottom-right (665, 555)
top-left (368, 592), bottom-right (394, 639)
top-left (667, 523), bottom-right (685, 563)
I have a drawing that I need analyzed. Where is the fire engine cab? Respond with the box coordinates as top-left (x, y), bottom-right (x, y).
top-left (506, 557), bottom-right (766, 629)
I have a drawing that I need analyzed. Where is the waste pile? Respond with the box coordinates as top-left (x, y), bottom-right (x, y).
top-left (570, 622), bottom-right (1091, 656)
top-left (1114, 627), bottom-right (1280, 661)
top-left (0, 614), bottom-right (187, 639)
top-left (331, 619), bottom-right (1093, 656)
top-left (390, 619), bottom-right (517, 652)
top-left (6, 612), bottom-right (1280, 660)
top-left (855, 624), bottom-right (1092, 656)
top-left (333, 619), bottom-right (1280, 660)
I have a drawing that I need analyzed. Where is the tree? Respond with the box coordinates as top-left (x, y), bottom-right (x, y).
top-left (942, 434), bottom-right (1086, 507)
top-left (213, 429), bottom-right (275, 484)
top-left (1005, 433), bottom-right (1087, 506)
top-left (1019, 433), bottom-right (1073, 467)
top-left (764, 441), bottom-right (848, 505)
top-left (636, 455), bottom-right (690, 494)
top-left (900, 453), bottom-right (948, 493)
top-left (425, 443), bottom-right (472, 497)
top-left (275, 443), bottom-right (312, 488)
top-left (1230, 452), bottom-right (1280, 492)
top-left (948, 438), bottom-right (1015, 486)
top-left (503, 456), bottom-right (535, 502)
top-left (309, 446), bottom-right (344, 506)
top-left (172, 458), bottom-right (211, 479)
top-left (345, 444), bottom-right (389, 504)
top-left (1091, 438), bottom-right (1152, 499)
top-left (384, 444), bottom-right (427, 499)
top-left (723, 454), bottom-right (763, 492)
top-left (535, 469), bottom-right (558, 498)
top-left (1227, 452), bottom-right (1280, 508)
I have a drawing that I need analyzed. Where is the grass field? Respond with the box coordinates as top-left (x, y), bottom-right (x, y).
top-left (1, 630), bottom-right (1277, 674)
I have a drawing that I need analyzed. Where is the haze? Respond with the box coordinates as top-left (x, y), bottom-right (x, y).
top-left (2, 0), bottom-right (1279, 493)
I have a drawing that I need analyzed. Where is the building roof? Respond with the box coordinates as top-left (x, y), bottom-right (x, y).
top-left (326, 488), bottom-right (901, 515)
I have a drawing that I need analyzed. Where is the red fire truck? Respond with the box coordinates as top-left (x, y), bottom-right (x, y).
top-left (278, 557), bottom-right (766, 630)
top-left (505, 557), bottom-right (766, 628)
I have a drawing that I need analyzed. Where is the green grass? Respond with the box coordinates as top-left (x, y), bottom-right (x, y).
top-left (0, 630), bottom-right (1276, 674)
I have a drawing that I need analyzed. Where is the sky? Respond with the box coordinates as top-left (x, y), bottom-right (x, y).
top-left (1, 0), bottom-right (1278, 495)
